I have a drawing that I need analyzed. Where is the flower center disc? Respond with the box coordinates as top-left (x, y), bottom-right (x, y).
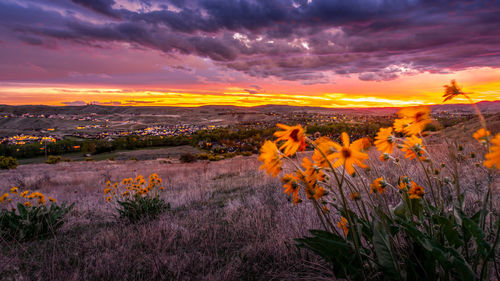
top-left (290, 129), bottom-right (300, 142)
top-left (341, 147), bottom-right (351, 158)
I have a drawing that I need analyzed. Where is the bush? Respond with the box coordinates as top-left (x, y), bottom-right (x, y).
top-left (239, 151), bottom-right (253, 156)
top-left (179, 152), bottom-right (197, 163)
top-left (0, 156), bottom-right (18, 169)
top-left (45, 155), bottom-right (62, 164)
top-left (116, 196), bottom-right (169, 223)
top-left (0, 190), bottom-right (73, 241)
top-left (105, 173), bottom-right (168, 223)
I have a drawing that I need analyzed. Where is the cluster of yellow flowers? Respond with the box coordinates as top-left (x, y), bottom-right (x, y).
top-left (258, 98), bottom-right (499, 232)
top-left (104, 173), bottom-right (165, 203)
top-left (0, 187), bottom-right (56, 207)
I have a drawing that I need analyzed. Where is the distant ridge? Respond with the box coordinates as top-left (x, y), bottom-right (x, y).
top-left (0, 101), bottom-right (499, 115)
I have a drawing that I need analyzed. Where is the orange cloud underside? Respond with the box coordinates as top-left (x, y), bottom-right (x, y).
top-left (1, 67), bottom-right (499, 108)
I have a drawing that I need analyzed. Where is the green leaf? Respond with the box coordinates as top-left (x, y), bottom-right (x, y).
top-left (17, 203), bottom-right (27, 217)
top-left (372, 222), bottom-right (400, 279)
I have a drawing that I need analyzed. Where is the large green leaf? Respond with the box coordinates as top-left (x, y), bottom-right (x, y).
top-left (372, 222), bottom-right (400, 280)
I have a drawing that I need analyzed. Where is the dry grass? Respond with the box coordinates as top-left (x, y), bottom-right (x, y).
top-left (0, 140), bottom-right (498, 280)
top-left (0, 157), bottom-right (333, 281)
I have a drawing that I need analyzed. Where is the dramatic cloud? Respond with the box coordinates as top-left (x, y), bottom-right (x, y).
top-left (1, 0), bottom-right (500, 84)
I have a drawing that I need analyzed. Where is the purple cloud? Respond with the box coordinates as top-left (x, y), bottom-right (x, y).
top-left (1, 0), bottom-right (500, 83)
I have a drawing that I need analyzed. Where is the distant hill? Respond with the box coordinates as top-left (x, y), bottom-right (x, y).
top-left (0, 101), bottom-right (499, 116)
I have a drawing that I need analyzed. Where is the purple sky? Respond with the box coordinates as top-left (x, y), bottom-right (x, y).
top-left (1, 0), bottom-right (500, 106)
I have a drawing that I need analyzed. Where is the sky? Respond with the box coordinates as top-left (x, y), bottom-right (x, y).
top-left (0, 0), bottom-right (499, 108)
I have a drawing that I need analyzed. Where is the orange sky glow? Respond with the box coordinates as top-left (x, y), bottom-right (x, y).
top-left (1, 67), bottom-right (498, 108)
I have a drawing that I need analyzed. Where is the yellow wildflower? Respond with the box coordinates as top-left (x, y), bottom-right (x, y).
top-left (408, 182), bottom-right (424, 199)
top-left (328, 132), bottom-right (368, 175)
top-left (48, 197), bottom-right (56, 203)
top-left (370, 177), bottom-right (386, 194)
top-left (274, 124), bottom-right (306, 156)
top-left (379, 153), bottom-right (390, 162)
top-left (10, 187), bottom-right (18, 194)
top-left (484, 133), bottom-right (500, 170)
top-left (106, 196), bottom-right (112, 203)
top-left (0, 193), bottom-right (8, 203)
top-left (398, 176), bottom-right (410, 190)
top-left (350, 192), bottom-right (361, 201)
top-left (312, 137), bottom-right (337, 168)
top-left (473, 128), bottom-right (490, 143)
top-left (394, 106), bottom-right (431, 136)
top-left (337, 217), bottom-right (349, 236)
top-left (401, 135), bottom-right (426, 160)
top-left (19, 190), bottom-right (29, 197)
top-left (302, 158), bottom-right (325, 184)
top-left (281, 173), bottom-right (301, 204)
top-left (24, 201), bottom-right (32, 207)
top-left (374, 127), bottom-right (395, 154)
top-left (258, 141), bottom-right (282, 177)
top-left (442, 80), bottom-right (463, 102)
top-left (104, 188), bottom-right (111, 195)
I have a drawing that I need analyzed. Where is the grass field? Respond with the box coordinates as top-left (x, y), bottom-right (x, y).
top-left (1, 131), bottom-right (498, 280)
top-left (17, 145), bottom-right (201, 165)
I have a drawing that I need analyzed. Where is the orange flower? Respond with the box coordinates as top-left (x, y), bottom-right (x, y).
top-left (484, 133), bottom-right (500, 170)
top-left (328, 132), bottom-right (368, 175)
top-left (443, 80), bottom-right (463, 102)
top-left (337, 217), bottom-right (349, 236)
top-left (379, 153), bottom-right (390, 162)
top-left (274, 124), bottom-right (306, 156)
top-left (0, 193), bottom-right (8, 203)
top-left (24, 201), bottom-right (32, 207)
top-left (281, 173), bottom-right (301, 204)
top-left (312, 137), bottom-right (337, 168)
top-left (394, 106), bottom-right (431, 136)
top-left (408, 182), bottom-right (424, 199)
top-left (258, 141), bottom-right (282, 177)
top-left (374, 127), bottom-right (395, 154)
top-left (370, 177), bottom-right (386, 194)
top-left (302, 158), bottom-right (325, 184)
top-left (10, 187), bottom-right (18, 194)
top-left (398, 176), bottom-right (410, 190)
top-left (473, 128), bottom-right (490, 143)
top-left (48, 197), bottom-right (56, 203)
top-left (350, 192), bottom-right (361, 201)
top-left (401, 135), bottom-right (426, 160)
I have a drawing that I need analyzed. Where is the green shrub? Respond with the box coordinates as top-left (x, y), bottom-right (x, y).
top-left (116, 196), bottom-right (169, 223)
top-left (0, 201), bottom-right (74, 241)
top-left (239, 151), bottom-right (253, 156)
top-left (196, 153), bottom-right (210, 160)
top-left (45, 155), bottom-right (62, 164)
top-left (105, 174), bottom-right (168, 223)
top-left (179, 152), bottom-right (197, 163)
top-left (0, 156), bottom-right (18, 169)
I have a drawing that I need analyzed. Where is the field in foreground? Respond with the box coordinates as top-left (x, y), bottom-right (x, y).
top-left (0, 156), bottom-right (331, 281)
top-left (1, 133), bottom-right (498, 280)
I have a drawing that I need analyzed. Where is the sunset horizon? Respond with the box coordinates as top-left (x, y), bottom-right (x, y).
top-left (1, 1), bottom-right (500, 107)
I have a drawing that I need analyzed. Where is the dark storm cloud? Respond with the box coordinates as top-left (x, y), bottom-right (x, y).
top-left (72, 0), bottom-right (120, 18)
top-left (2, 0), bottom-right (500, 82)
